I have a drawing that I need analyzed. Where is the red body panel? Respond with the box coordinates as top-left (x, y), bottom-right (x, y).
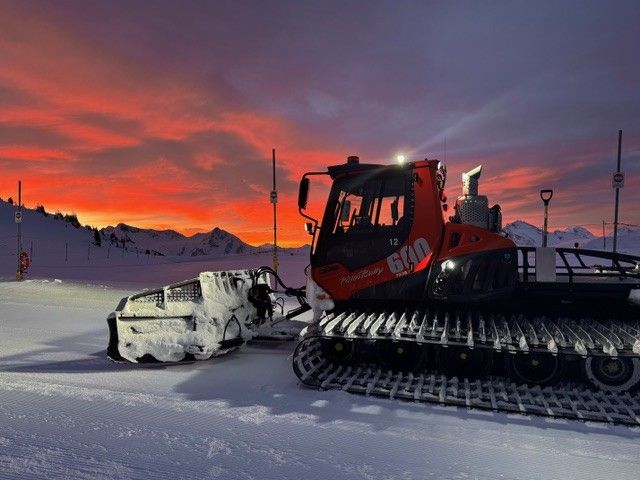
top-left (437, 223), bottom-right (516, 262)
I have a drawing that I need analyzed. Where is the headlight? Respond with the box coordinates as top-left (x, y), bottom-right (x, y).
top-left (441, 259), bottom-right (456, 271)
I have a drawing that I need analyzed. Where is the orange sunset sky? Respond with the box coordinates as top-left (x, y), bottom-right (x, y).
top-left (1, 1), bottom-right (639, 246)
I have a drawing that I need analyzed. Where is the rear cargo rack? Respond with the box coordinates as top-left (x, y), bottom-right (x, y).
top-left (518, 247), bottom-right (640, 287)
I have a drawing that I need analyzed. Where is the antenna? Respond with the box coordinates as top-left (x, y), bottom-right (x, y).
top-left (444, 137), bottom-right (447, 163)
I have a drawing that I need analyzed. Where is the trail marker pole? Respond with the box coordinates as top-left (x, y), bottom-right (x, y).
top-left (16, 181), bottom-right (23, 280)
top-left (612, 130), bottom-right (623, 253)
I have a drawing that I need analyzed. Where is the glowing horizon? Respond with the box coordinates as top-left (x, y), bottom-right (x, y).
top-left (1, 1), bottom-right (638, 247)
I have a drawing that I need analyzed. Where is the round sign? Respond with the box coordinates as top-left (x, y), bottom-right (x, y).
top-left (612, 172), bottom-right (625, 188)
top-left (14, 211), bottom-right (22, 223)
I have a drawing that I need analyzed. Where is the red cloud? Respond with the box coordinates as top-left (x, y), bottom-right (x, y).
top-left (2, 4), bottom-right (638, 248)
top-left (0, 5), bottom-right (344, 244)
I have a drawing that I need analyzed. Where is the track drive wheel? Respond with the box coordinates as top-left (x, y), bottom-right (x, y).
top-left (508, 352), bottom-right (563, 386)
top-left (321, 338), bottom-right (354, 364)
top-left (376, 340), bottom-right (423, 372)
top-left (440, 346), bottom-right (493, 378)
top-left (584, 356), bottom-right (640, 393)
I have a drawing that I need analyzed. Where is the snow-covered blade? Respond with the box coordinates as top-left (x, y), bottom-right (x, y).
top-left (107, 270), bottom-right (277, 363)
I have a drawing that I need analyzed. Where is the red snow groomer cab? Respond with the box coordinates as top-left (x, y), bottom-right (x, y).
top-left (294, 156), bottom-right (640, 423)
top-left (300, 157), bottom-right (515, 307)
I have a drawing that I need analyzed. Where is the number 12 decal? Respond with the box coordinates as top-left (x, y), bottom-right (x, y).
top-left (386, 237), bottom-right (430, 274)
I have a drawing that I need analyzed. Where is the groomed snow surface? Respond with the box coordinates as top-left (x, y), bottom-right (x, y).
top-left (1, 253), bottom-right (640, 480)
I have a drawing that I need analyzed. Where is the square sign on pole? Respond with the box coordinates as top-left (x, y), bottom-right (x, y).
top-left (612, 172), bottom-right (625, 188)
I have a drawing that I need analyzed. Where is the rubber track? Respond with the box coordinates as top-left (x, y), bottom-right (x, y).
top-left (293, 336), bottom-right (640, 425)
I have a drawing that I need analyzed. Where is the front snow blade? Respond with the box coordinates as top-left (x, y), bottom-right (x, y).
top-left (107, 270), bottom-right (278, 363)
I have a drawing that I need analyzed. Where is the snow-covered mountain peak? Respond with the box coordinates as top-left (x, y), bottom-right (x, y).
top-left (101, 223), bottom-right (254, 256)
top-left (504, 220), bottom-right (606, 249)
top-left (552, 226), bottom-right (594, 239)
top-left (107, 223), bottom-right (184, 240)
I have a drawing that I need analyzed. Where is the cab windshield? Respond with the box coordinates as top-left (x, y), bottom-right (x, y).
top-left (314, 170), bottom-right (413, 270)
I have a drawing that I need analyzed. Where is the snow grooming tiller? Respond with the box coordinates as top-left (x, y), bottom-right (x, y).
top-left (107, 268), bottom-right (308, 363)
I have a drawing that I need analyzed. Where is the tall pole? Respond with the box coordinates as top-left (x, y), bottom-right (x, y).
top-left (543, 203), bottom-right (549, 247)
top-left (612, 130), bottom-right (622, 253)
top-left (16, 181), bottom-right (22, 280)
top-left (271, 148), bottom-right (279, 273)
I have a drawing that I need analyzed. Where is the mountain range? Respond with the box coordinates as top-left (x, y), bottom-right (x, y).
top-left (0, 199), bottom-right (637, 259)
top-left (101, 223), bottom-right (258, 257)
top-left (0, 199), bottom-right (308, 263)
top-left (503, 220), bottom-right (639, 253)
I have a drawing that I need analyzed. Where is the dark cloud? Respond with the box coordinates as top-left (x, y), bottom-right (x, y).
top-left (0, 124), bottom-right (70, 149)
top-left (80, 129), bottom-right (296, 196)
top-left (70, 112), bottom-right (144, 137)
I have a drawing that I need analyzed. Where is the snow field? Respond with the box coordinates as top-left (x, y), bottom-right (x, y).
top-left (1, 279), bottom-right (640, 480)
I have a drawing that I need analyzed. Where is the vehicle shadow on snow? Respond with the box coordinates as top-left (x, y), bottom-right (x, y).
top-left (3, 331), bottom-right (636, 437)
top-left (0, 329), bottom-right (168, 374)
top-left (172, 343), bottom-right (639, 437)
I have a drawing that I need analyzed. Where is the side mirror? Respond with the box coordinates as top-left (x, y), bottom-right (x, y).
top-left (340, 200), bottom-right (351, 223)
top-left (298, 178), bottom-right (310, 209)
top-left (390, 199), bottom-right (399, 223)
top-left (304, 222), bottom-right (314, 235)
